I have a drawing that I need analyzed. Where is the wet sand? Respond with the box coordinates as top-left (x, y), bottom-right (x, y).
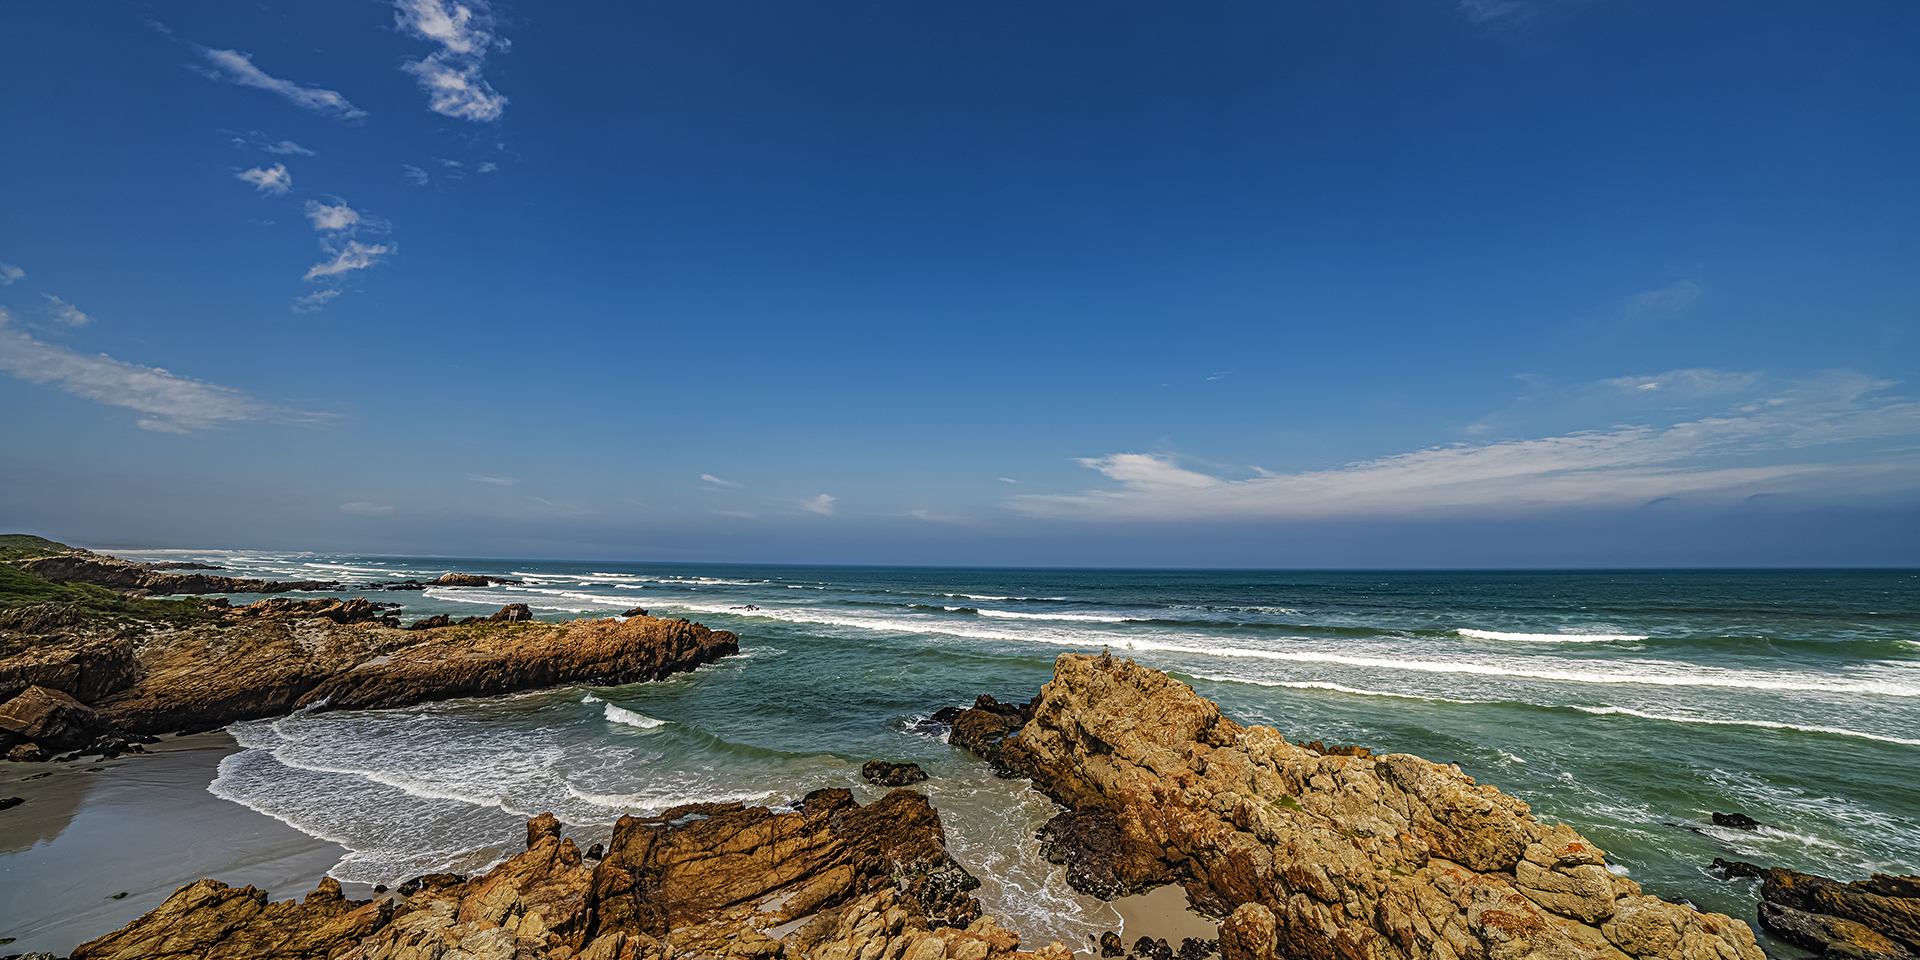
top-left (0, 733), bottom-right (355, 957)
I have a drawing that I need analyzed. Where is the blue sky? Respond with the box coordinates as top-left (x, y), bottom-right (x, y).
top-left (1, 0), bottom-right (1916, 567)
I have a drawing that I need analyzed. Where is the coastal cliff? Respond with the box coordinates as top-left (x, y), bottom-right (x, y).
top-left (951, 652), bottom-right (1766, 960)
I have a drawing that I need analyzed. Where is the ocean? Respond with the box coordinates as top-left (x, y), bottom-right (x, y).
top-left (117, 553), bottom-right (1920, 952)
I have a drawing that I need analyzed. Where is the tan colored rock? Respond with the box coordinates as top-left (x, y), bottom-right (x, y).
top-left (0, 633), bottom-right (138, 703)
top-left (0, 683), bottom-right (97, 750)
top-left (87, 613), bottom-right (736, 735)
top-left (958, 653), bottom-right (1765, 960)
top-left (70, 877), bottom-right (391, 960)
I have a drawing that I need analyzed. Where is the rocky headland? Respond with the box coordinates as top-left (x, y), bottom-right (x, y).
top-left (0, 546), bottom-right (738, 760)
top-left (948, 652), bottom-right (1768, 960)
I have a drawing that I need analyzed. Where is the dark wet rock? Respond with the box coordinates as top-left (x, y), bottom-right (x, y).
top-left (861, 759), bottom-right (929, 786)
top-left (1133, 936), bottom-right (1173, 960)
top-left (6, 742), bottom-right (48, 762)
top-left (1036, 808), bottom-right (1137, 898)
top-left (931, 706), bottom-right (964, 724)
top-left (947, 694), bottom-right (1035, 769)
top-left (139, 562), bottom-right (223, 571)
top-left (407, 614), bottom-right (453, 630)
top-left (622, 606), bottom-right (649, 617)
top-left (0, 796), bottom-right (22, 810)
top-left (585, 842), bottom-right (605, 860)
top-left (487, 603), bottom-right (534, 622)
top-left (1712, 812), bottom-right (1762, 830)
top-left (1178, 937), bottom-right (1216, 960)
top-left (0, 684), bottom-right (98, 751)
top-left (1713, 859), bottom-right (1919, 960)
top-left (1100, 931), bottom-right (1125, 957)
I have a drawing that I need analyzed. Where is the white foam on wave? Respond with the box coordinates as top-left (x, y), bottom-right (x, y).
top-left (605, 703), bottom-right (668, 729)
top-left (1459, 629), bottom-right (1649, 643)
top-left (650, 601), bottom-right (1920, 697)
top-left (975, 608), bottom-right (1134, 623)
top-left (1191, 674), bottom-right (1493, 705)
top-left (1573, 706), bottom-right (1920, 747)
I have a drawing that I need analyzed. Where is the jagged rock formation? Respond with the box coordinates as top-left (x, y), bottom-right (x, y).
top-left (0, 683), bottom-right (98, 751)
top-left (73, 798), bottom-right (1073, 960)
top-left (20, 551), bottom-right (342, 595)
top-left (94, 612), bottom-right (739, 735)
top-left (1715, 860), bottom-right (1918, 960)
top-left (953, 652), bottom-right (1766, 960)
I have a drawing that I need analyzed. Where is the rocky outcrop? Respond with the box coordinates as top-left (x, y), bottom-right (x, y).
top-left (231, 597), bottom-right (402, 626)
top-left (1714, 860), bottom-right (1918, 960)
top-left (0, 684), bottom-right (98, 751)
top-left (0, 632), bottom-right (138, 703)
top-left (863, 760), bottom-right (930, 786)
top-left (75, 799), bottom-right (1074, 960)
top-left (20, 552), bottom-right (341, 595)
top-left (953, 652), bottom-right (1765, 960)
top-left (946, 695), bottom-right (1033, 767)
top-left (433, 573), bottom-right (493, 587)
top-left (88, 613), bottom-right (736, 735)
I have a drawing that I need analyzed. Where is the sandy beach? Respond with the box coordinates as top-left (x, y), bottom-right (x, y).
top-left (0, 729), bottom-right (1222, 959)
top-left (0, 734), bottom-right (357, 956)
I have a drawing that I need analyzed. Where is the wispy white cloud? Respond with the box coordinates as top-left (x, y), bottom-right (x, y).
top-left (1458, 0), bottom-right (1548, 26)
top-left (393, 0), bottom-right (509, 122)
top-left (700, 474), bottom-right (741, 488)
top-left (197, 48), bottom-right (366, 121)
top-left (470, 475), bottom-right (517, 485)
top-left (998, 477), bottom-right (1021, 484)
top-left (42, 295), bottom-right (91, 327)
top-left (291, 290), bottom-right (340, 313)
top-left (402, 164), bottom-right (430, 186)
top-left (1625, 280), bottom-right (1702, 316)
top-left (304, 241), bottom-right (393, 281)
top-left (0, 308), bottom-right (323, 432)
top-left (0, 263), bottom-right (22, 286)
top-left (713, 509), bottom-right (758, 519)
top-left (237, 163), bottom-right (292, 194)
top-left (304, 200), bottom-right (361, 233)
top-left (910, 509), bottom-right (974, 525)
top-left (339, 502), bottom-right (395, 516)
top-left (803, 494), bottom-right (837, 516)
top-left (1014, 373), bottom-right (1920, 523)
top-left (263, 138), bottom-right (315, 156)
top-left (1602, 368), bottom-right (1757, 397)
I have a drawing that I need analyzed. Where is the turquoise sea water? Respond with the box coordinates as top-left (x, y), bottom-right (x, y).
top-left (122, 554), bottom-right (1920, 952)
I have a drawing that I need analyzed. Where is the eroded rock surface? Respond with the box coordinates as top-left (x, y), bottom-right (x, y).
top-left (954, 652), bottom-right (1766, 960)
top-left (75, 797), bottom-right (1074, 960)
top-left (93, 613), bottom-right (738, 734)
top-left (1715, 860), bottom-right (1918, 960)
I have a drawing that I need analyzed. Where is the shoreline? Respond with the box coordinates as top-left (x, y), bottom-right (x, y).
top-left (0, 729), bottom-right (1218, 960)
top-left (0, 733), bottom-right (356, 956)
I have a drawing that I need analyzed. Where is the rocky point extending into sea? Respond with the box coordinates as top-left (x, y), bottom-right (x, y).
top-left (2, 537), bottom-right (1914, 960)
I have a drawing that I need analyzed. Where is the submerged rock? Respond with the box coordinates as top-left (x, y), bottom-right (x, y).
top-left (1711, 812), bottom-right (1762, 831)
top-left (861, 759), bottom-right (929, 786)
top-left (952, 651), bottom-right (1767, 960)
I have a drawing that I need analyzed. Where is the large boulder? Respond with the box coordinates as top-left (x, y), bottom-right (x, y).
top-left (0, 684), bottom-right (98, 751)
top-left (0, 634), bottom-right (139, 703)
top-left (953, 652), bottom-right (1767, 960)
